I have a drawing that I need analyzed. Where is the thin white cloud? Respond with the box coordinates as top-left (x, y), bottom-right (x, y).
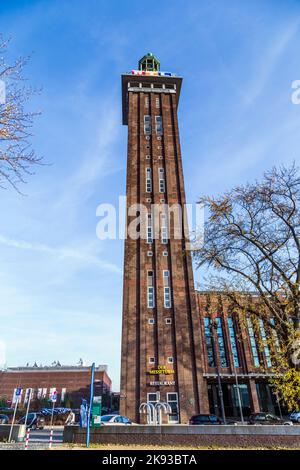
top-left (0, 234), bottom-right (121, 274)
top-left (242, 20), bottom-right (299, 107)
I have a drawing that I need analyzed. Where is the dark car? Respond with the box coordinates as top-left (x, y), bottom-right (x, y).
top-left (189, 414), bottom-right (222, 425)
top-left (18, 412), bottom-right (45, 429)
top-left (0, 414), bottom-right (9, 424)
top-left (248, 413), bottom-right (292, 425)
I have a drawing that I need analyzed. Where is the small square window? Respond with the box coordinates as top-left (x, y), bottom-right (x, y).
top-left (158, 156), bottom-right (163, 160)
top-left (146, 145), bottom-right (150, 149)
top-left (146, 136), bottom-right (150, 140)
top-left (146, 155), bottom-right (151, 159)
top-left (160, 199), bottom-right (165, 203)
top-left (165, 318), bottom-right (172, 324)
top-left (149, 357), bottom-right (155, 364)
top-left (157, 136), bottom-right (162, 140)
top-left (147, 251), bottom-right (153, 257)
top-left (163, 251), bottom-right (168, 256)
top-left (146, 198), bottom-right (152, 203)
top-left (167, 357), bottom-right (173, 364)
top-left (148, 318), bottom-right (155, 325)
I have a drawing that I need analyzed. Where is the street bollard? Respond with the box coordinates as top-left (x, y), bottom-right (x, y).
top-left (24, 428), bottom-right (30, 450)
top-left (49, 429), bottom-right (53, 449)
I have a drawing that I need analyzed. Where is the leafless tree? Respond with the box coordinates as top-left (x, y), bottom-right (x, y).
top-left (0, 35), bottom-right (41, 192)
top-left (193, 164), bottom-right (300, 364)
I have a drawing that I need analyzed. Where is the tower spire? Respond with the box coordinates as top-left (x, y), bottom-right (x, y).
top-left (138, 52), bottom-right (160, 72)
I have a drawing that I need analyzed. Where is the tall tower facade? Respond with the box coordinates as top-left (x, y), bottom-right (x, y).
top-left (120, 54), bottom-right (208, 423)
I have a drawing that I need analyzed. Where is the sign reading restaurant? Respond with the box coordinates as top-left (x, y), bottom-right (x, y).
top-left (149, 381), bottom-right (176, 386)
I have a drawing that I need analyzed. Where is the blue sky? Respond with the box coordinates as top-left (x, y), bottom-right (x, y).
top-left (0, 0), bottom-right (300, 390)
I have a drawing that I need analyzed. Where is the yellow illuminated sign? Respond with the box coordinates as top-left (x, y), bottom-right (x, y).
top-left (148, 365), bottom-right (175, 375)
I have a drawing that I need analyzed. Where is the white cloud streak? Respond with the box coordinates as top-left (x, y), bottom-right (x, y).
top-left (0, 234), bottom-right (121, 274)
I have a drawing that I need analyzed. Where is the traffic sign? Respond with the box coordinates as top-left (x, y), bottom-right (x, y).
top-left (50, 390), bottom-right (57, 403)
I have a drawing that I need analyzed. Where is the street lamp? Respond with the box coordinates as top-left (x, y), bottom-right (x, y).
top-left (210, 319), bottom-right (227, 425)
top-left (233, 363), bottom-right (244, 424)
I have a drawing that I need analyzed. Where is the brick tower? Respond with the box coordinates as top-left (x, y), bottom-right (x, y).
top-left (120, 53), bottom-right (207, 423)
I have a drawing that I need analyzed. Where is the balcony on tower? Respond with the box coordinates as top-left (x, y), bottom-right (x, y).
top-left (121, 53), bottom-right (182, 125)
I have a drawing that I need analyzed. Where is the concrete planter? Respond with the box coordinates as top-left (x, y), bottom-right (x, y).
top-left (63, 424), bottom-right (300, 448)
top-left (0, 424), bottom-right (26, 442)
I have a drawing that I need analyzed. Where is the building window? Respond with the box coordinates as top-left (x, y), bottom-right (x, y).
top-left (147, 392), bottom-right (159, 404)
top-left (165, 318), bottom-right (172, 324)
top-left (146, 155), bottom-right (151, 160)
top-left (247, 318), bottom-right (260, 367)
top-left (149, 357), bottom-right (155, 364)
top-left (163, 251), bottom-right (168, 256)
top-left (155, 115), bottom-right (163, 135)
top-left (259, 319), bottom-right (272, 368)
top-left (144, 115), bottom-right (151, 135)
top-left (215, 317), bottom-right (228, 367)
top-left (167, 392), bottom-right (179, 424)
top-left (270, 318), bottom-right (280, 350)
top-left (204, 317), bottom-right (215, 367)
top-left (227, 317), bottom-right (240, 367)
top-left (163, 270), bottom-right (172, 308)
top-left (158, 155), bottom-right (163, 160)
top-left (161, 212), bottom-right (168, 244)
top-left (147, 251), bottom-right (153, 257)
top-left (147, 271), bottom-right (155, 308)
top-left (148, 318), bottom-right (155, 325)
top-left (145, 96), bottom-right (149, 108)
top-left (146, 168), bottom-right (152, 193)
top-left (155, 97), bottom-right (160, 108)
top-left (167, 357), bottom-right (173, 363)
top-left (159, 168), bottom-right (165, 193)
top-left (147, 214), bottom-right (153, 244)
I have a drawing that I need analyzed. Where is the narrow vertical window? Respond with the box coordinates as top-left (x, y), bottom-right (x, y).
top-left (144, 115), bottom-right (151, 135)
top-left (146, 168), bottom-right (152, 193)
top-left (163, 270), bottom-right (171, 308)
top-left (227, 317), bottom-right (240, 367)
top-left (145, 96), bottom-right (149, 108)
top-left (215, 317), bottom-right (228, 367)
top-left (155, 97), bottom-right (160, 109)
top-left (270, 318), bottom-right (280, 350)
top-left (155, 115), bottom-right (163, 135)
top-left (247, 318), bottom-right (260, 367)
top-left (147, 271), bottom-right (155, 308)
top-left (259, 319), bottom-right (272, 367)
top-left (147, 213), bottom-right (153, 244)
top-left (204, 318), bottom-right (215, 367)
top-left (161, 212), bottom-right (168, 244)
top-left (159, 168), bottom-right (165, 193)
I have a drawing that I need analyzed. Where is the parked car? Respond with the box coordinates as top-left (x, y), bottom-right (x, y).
top-left (18, 412), bottom-right (45, 429)
top-left (0, 414), bottom-right (9, 424)
top-left (100, 414), bottom-right (133, 425)
top-left (189, 414), bottom-right (222, 425)
top-left (248, 413), bottom-right (293, 425)
top-left (290, 410), bottom-right (300, 423)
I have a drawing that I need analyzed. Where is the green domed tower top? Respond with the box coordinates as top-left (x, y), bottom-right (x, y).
top-left (138, 52), bottom-right (160, 72)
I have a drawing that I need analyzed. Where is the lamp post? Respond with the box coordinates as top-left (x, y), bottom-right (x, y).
top-left (233, 365), bottom-right (244, 424)
top-left (210, 320), bottom-right (227, 425)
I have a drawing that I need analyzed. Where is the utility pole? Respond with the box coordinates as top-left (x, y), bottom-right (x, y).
top-left (233, 366), bottom-right (244, 424)
top-left (86, 362), bottom-right (95, 448)
top-left (210, 320), bottom-right (227, 425)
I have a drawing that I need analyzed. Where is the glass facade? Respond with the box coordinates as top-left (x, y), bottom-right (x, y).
top-left (215, 317), bottom-right (228, 367)
top-left (247, 318), bottom-right (260, 367)
top-left (204, 317), bottom-right (215, 366)
top-left (227, 317), bottom-right (240, 367)
top-left (259, 319), bottom-right (272, 368)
